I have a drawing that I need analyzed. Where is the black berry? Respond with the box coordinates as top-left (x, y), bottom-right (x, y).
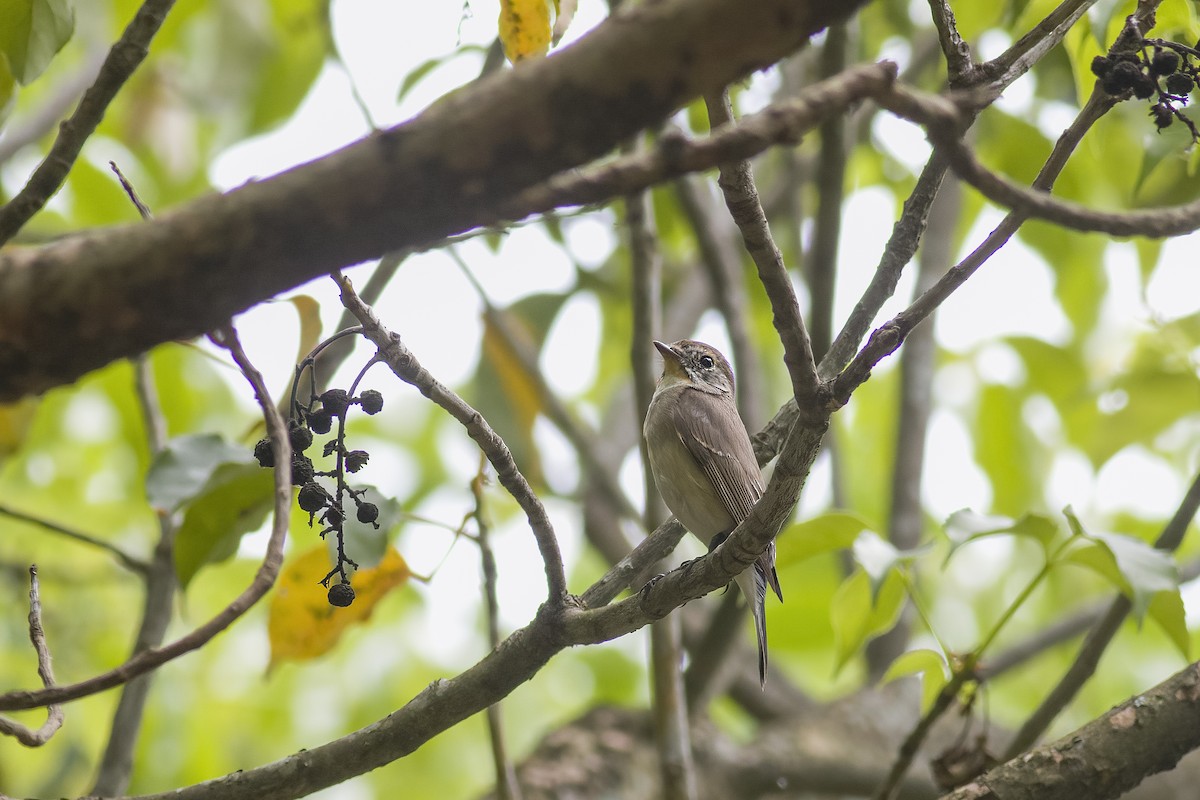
top-left (1151, 50), bottom-right (1180, 76)
top-left (288, 424), bottom-right (313, 453)
top-left (298, 482), bottom-right (328, 513)
top-left (1166, 72), bottom-right (1194, 96)
top-left (345, 450), bottom-right (370, 473)
top-left (328, 582), bottom-right (355, 607)
top-left (1132, 72), bottom-right (1157, 99)
top-left (319, 389), bottom-right (351, 416)
top-left (358, 390), bottom-right (384, 415)
top-left (253, 438), bottom-right (275, 468)
top-left (307, 409), bottom-right (333, 435)
top-left (357, 502), bottom-right (379, 524)
top-left (1151, 103), bottom-right (1174, 130)
top-left (291, 455), bottom-right (315, 486)
top-left (1103, 60), bottom-right (1143, 94)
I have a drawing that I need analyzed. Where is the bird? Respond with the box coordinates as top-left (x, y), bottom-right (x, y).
top-left (642, 338), bottom-right (782, 687)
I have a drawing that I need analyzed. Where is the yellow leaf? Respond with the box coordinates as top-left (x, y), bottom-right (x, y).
top-left (267, 544), bottom-right (410, 672)
top-left (499, 0), bottom-right (552, 63)
top-left (480, 310), bottom-right (545, 484)
top-left (288, 294), bottom-right (323, 365)
top-left (0, 397), bottom-right (38, 458)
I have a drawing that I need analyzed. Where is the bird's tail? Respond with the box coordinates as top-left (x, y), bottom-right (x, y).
top-left (735, 542), bottom-right (783, 688)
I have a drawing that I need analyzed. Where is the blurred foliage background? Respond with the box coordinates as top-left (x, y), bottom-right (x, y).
top-left (1, 0), bottom-right (1200, 797)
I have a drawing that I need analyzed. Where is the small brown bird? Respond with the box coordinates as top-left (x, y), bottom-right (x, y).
top-left (643, 339), bottom-right (782, 686)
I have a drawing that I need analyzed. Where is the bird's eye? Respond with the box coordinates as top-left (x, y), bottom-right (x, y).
top-left (699, 355), bottom-right (714, 369)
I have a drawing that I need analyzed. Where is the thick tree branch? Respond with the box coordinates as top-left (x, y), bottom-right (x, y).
top-left (0, 0), bottom-right (867, 402)
top-left (944, 662), bottom-right (1200, 800)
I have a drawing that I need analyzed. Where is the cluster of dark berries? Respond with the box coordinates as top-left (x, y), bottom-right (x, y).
top-left (254, 383), bottom-right (386, 607)
top-left (1091, 40), bottom-right (1200, 139)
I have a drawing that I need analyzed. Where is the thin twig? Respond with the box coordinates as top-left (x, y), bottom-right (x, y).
top-left (626, 167), bottom-right (698, 800)
top-left (865, 176), bottom-right (961, 680)
top-left (0, 46), bottom-right (105, 165)
top-left (926, 0), bottom-right (976, 85)
top-left (0, 566), bottom-right (64, 745)
top-left (0, 325), bottom-right (291, 712)
top-left (878, 83), bottom-right (1200, 238)
top-left (501, 62), bottom-right (899, 223)
top-left (705, 87), bottom-right (820, 408)
top-left (336, 274), bottom-right (568, 604)
top-left (873, 667), bottom-right (972, 800)
top-left (830, 86), bottom-right (1116, 404)
top-left (110, 161), bottom-right (153, 221)
top-left (819, 0), bottom-right (1103, 382)
top-left (447, 252), bottom-right (640, 531)
top-left (673, 176), bottom-right (764, 427)
top-left (981, 556), bottom-right (1200, 680)
top-left (581, 519), bottom-right (690, 608)
top-left (807, 22), bottom-right (849, 365)
top-left (0, 505), bottom-right (148, 575)
top-left (983, 0), bottom-right (1098, 90)
top-left (819, 153), bottom-right (948, 381)
top-left (0, 0), bottom-right (178, 244)
top-left (472, 457), bottom-right (522, 800)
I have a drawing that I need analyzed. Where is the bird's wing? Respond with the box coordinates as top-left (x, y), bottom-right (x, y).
top-left (673, 388), bottom-right (783, 603)
top-left (672, 387), bottom-right (764, 526)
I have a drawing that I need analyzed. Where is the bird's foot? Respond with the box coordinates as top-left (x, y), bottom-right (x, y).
top-left (639, 573), bottom-right (665, 600)
top-left (707, 531), bottom-right (730, 551)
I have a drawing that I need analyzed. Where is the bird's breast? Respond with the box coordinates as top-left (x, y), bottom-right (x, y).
top-left (645, 391), bottom-right (736, 540)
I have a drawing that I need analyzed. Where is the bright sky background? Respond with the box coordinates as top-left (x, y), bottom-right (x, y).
top-left (205, 1), bottom-right (1200, 685)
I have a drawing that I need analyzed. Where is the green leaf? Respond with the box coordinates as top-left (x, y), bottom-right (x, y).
top-left (146, 434), bottom-right (253, 512)
top-left (174, 462), bottom-right (275, 587)
top-left (0, 0), bottom-right (73, 85)
top-left (975, 383), bottom-right (1042, 515)
top-left (0, 53), bottom-right (15, 130)
top-left (1148, 589), bottom-right (1190, 660)
top-left (248, 0), bottom-right (327, 133)
top-left (851, 529), bottom-right (902, 598)
top-left (881, 648), bottom-right (950, 713)
top-left (830, 568), bottom-right (905, 673)
top-left (1060, 509), bottom-right (1179, 619)
top-left (943, 509), bottom-right (1061, 558)
top-left (472, 293), bottom-right (569, 487)
top-left (396, 45), bottom-right (487, 104)
top-left (774, 512), bottom-right (874, 567)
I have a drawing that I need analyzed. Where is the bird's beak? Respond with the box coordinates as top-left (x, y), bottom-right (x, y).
top-left (653, 340), bottom-right (687, 379)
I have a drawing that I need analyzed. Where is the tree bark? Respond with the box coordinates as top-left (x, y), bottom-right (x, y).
top-left (0, 0), bottom-right (865, 401)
